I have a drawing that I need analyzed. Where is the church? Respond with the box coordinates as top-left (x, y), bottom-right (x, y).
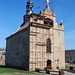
top-left (6, 0), bottom-right (65, 71)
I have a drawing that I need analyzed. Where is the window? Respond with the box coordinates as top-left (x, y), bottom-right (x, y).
top-left (46, 38), bottom-right (51, 53)
top-left (67, 61), bottom-right (69, 63)
top-left (70, 57), bottom-right (72, 60)
top-left (44, 18), bottom-right (53, 26)
top-left (73, 61), bottom-right (75, 64)
top-left (57, 59), bottom-right (59, 62)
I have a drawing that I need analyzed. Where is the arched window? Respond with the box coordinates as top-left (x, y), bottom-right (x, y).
top-left (46, 38), bottom-right (51, 53)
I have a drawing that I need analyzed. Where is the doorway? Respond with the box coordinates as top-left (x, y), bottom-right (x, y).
top-left (47, 60), bottom-right (52, 69)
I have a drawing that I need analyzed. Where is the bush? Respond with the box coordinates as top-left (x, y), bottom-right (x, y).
top-left (69, 67), bottom-right (73, 70)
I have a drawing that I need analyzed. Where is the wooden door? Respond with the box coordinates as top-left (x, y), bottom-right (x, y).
top-left (47, 60), bottom-right (52, 69)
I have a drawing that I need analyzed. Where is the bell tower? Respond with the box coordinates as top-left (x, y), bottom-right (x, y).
top-left (26, 0), bottom-right (33, 14)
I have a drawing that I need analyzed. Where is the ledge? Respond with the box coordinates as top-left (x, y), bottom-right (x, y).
top-left (31, 22), bottom-right (53, 29)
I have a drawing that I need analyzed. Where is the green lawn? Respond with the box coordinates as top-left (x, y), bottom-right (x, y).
top-left (0, 64), bottom-right (35, 74)
top-left (65, 66), bottom-right (75, 70)
top-left (0, 67), bottom-right (35, 74)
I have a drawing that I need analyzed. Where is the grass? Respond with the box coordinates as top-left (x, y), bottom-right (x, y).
top-left (0, 64), bottom-right (35, 74)
top-left (0, 64), bottom-right (48, 75)
top-left (0, 67), bottom-right (35, 74)
top-left (65, 66), bottom-right (70, 69)
top-left (0, 68), bottom-right (32, 74)
top-left (65, 66), bottom-right (75, 70)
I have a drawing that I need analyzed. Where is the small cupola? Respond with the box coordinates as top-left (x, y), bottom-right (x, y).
top-left (26, 0), bottom-right (33, 14)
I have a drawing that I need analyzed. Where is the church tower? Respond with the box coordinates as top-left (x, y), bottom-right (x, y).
top-left (6, 0), bottom-right (65, 71)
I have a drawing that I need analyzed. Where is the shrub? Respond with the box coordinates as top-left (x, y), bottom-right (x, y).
top-left (69, 67), bottom-right (73, 70)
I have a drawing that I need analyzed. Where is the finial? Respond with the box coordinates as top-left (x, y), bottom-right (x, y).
top-left (46, 0), bottom-right (50, 5)
top-left (46, 0), bottom-right (50, 9)
top-left (61, 20), bottom-right (63, 23)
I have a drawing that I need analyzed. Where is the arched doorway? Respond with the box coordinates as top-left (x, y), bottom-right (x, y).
top-left (47, 60), bottom-right (52, 69)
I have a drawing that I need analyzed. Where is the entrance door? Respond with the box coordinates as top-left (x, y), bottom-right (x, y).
top-left (47, 60), bottom-right (52, 69)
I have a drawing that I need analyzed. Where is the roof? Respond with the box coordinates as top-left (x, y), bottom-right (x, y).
top-left (6, 22), bottom-right (29, 40)
top-left (12, 22), bottom-right (29, 35)
top-left (31, 13), bottom-right (46, 18)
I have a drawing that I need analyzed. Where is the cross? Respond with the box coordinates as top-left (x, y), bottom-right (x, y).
top-left (46, 0), bottom-right (50, 5)
top-left (61, 20), bottom-right (63, 23)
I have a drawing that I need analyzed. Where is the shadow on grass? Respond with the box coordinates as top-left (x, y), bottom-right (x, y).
top-left (0, 65), bottom-right (28, 71)
top-left (0, 65), bottom-right (7, 68)
top-left (0, 65), bottom-right (35, 74)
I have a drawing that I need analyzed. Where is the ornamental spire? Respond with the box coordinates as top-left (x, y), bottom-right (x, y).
top-left (26, 0), bottom-right (33, 14)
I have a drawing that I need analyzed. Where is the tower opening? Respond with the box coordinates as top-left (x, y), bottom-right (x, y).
top-left (44, 18), bottom-right (53, 26)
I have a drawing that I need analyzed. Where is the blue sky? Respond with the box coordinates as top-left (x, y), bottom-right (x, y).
top-left (0, 0), bottom-right (75, 49)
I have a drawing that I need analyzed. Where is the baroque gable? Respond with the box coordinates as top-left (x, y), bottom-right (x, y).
top-left (40, 8), bottom-right (52, 16)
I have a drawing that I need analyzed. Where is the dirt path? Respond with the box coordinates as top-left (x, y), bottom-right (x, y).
top-left (64, 70), bottom-right (75, 75)
top-left (0, 72), bottom-right (48, 75)
top-left (0, 71), bottom-right (59, 75)
top-left (0, 73), bottom-right (25, 75)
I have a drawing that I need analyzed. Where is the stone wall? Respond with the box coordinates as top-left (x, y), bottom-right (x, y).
top-left (29, 26), bottom-right (65, 70)
top-left (29, 26), bottom-right (52, 70)
top-left (53, 28), bottom-right (65, 69)
top-left (28, 7), bottom-right (65, 70)
top-left (6, 27), bottom-right (30, 70)
top-left (65, 50), bottom-right (75, 64)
